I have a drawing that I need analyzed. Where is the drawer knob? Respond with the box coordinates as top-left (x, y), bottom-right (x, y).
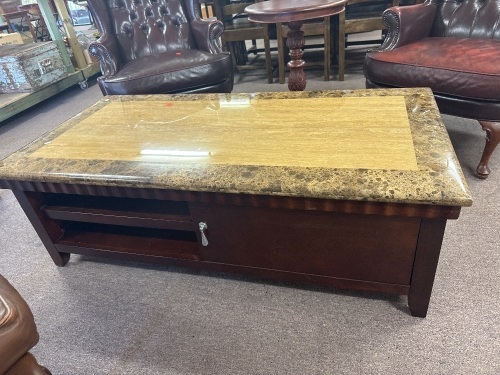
top-left (199, 222), bottom-right (209, 246)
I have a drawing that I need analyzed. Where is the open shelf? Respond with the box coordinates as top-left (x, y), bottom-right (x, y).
top-left (41, 193), bottom-right (194, 231)
top-left (37, 192), bottom-right (200, 260)
top-left (56, 222), bottom-right (199, 260)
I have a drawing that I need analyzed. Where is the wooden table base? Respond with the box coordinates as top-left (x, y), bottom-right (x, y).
top-left (286, 21), bottom-right (306, 91)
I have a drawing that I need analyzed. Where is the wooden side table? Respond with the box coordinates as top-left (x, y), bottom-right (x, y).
top-left (245, 0), bottom-right (346, 90)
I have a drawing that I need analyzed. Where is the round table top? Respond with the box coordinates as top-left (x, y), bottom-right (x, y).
top-left (245, 0), bottom-right (347, 23)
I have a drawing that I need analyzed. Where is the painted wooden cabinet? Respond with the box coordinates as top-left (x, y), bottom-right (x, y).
top-left (0, 41), bottom-right (68, 93)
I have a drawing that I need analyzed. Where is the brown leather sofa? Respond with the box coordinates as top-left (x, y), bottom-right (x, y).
top-left (87, 0), bottom-right (234, 95)
top-left (0, 275), bottom-right (51, 375)
top-left (363, 0), bottom-right (500, 178)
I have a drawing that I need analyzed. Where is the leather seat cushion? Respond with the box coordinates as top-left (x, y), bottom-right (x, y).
top-left (0, 275), bottom-right (39, 374)
top-left (364, 37), bottom-right (500, 101)
top-left (100, 49), bottom-right (233, 95)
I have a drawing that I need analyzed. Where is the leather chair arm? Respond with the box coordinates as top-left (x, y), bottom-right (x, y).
top-left (0, 275), bottom-right (39, 374)
top-left (88, 33), bottom-right (121, 78)
top-left (190, 18), bottom-right (225, 54)
top-left (4, 353), bottom-right (51, 375)
top-left (380, 2), bottom-right (438, 50)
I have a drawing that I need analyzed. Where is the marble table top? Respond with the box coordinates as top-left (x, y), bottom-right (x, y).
top-left (0, 88), bottom-right (472, 207)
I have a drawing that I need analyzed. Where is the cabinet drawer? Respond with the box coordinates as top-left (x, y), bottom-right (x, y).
top-left (190, 204), bottom-right (420, 285)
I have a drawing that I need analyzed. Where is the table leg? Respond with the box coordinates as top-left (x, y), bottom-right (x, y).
top-left (286, 21), bottom-right (306, 91)
top-left (13, 191), bottom-right (70, 267)
top-left (408, 218), bottom-right (447, 317)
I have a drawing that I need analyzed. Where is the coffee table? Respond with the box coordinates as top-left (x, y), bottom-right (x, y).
top-left (245, 0), bottom-right (347, 90)
top-left (0, 88), bottom-right (472, 317)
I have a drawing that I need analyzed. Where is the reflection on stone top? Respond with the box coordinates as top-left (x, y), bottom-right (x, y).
top-left (0, 88), bottom-right (472, 207)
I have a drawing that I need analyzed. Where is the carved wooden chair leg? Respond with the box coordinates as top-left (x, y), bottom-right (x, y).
top-left (477, 120), bottom-right (500, 179)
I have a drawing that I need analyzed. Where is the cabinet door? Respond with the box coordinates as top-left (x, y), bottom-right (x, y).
top-left (189, 203), bottom-right (420, 285)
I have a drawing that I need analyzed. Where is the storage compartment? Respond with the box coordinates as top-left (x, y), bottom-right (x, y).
top-left (56, 222), bottom-right (199, 260)
top-left (190, 203), bottom-right (421, 285)
top-left (39, 193), bottom-right (200, 260)
top-left (41, 193), bottom-right (193, 231)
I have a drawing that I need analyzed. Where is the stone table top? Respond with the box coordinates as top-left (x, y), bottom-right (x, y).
top-left (0, 88), bottom-right (472, 207)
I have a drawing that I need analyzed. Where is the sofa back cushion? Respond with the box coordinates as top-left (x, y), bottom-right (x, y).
top-left (431, 0), bottom-right (500, 39)
top-left (104, 0), bottom-right (195, 62)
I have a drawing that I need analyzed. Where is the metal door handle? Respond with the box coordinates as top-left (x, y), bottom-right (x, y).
top-left (199, 222), bottom-right (208, 246)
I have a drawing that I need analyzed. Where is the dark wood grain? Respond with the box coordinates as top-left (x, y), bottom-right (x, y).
top-left (477, 121), bottom-right (500, 178)
top-left (13, 191), bottom-right (70, 266)
top-left (41, 193), bottom-right (193, 231)
top-left (56, 225), bottom-right (200, 260)
top-left (0, 180), bottom-right (462, 219)
top-left (54, 245), bottom-right (410, 295)
top-left (286, 21), bottom-right (307, 91)
top-left (6, 183), bottom-right (459, 317)
top-left (190, 203), bottom-right (420, 285)
top-left (246, 0), bottom-right (346, 24)
top-left (408, 218), bottom-right (447, 317)
top-left (42, 205), bottom-right (194, 231)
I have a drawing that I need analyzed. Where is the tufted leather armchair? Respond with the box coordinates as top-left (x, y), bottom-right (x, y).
top-left (0, 275), bottom-right (51, 375)
top-left (363, 0), bottom-right (500, 178)
top-left (87, 0), bottom-right (234, 95)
